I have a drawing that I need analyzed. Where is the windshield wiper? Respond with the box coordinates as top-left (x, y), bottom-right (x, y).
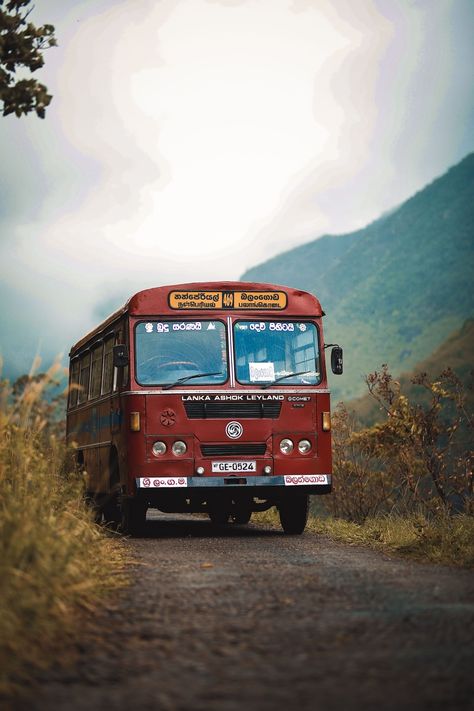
top-left (260, 370), bottom-right (311, 389)
top-left (162, 371), bottom-right (223, 390)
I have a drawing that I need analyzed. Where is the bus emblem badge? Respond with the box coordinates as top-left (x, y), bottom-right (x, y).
top-left (225, 421), bottom-right (243, 439)
top-left (160, 409), bottom-right (176, 427)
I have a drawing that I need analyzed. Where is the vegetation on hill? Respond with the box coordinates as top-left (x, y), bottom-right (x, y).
top-left (350, 318), bottom-right (474, 426)
top-left (242, 153), bottom-right (474, 399)
top-left (329, 366), bottom-right (473, 521)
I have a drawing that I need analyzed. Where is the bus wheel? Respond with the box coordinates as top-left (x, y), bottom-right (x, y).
top-left (208, 509), bottom-right (230, 525)
top-left (121, 499), bottom-right (147, 536)
top-left (84, 492), bottom-right (103, 524)
top-left (102, 451), bottom-right (121, 526)
top-left (278, 495), bottom-right (309, 535)
top-left (231, 505), bottom-right (252, 525)
top-left (102, 494), bottom-right (121, 527)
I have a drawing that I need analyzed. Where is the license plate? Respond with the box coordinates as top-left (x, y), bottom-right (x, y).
top-left (211, 460), bottom-right (257, 473)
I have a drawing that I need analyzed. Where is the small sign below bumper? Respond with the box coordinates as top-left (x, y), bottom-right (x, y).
top-left (284, 475), bottom-right (329, 486)
top-left (137, 476), bottom-right (188, 488)
top-left (136, 474), bottom-right (330, 489)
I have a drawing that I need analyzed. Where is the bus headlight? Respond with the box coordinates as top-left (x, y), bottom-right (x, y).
top-left (152, 441), bottom-right (167, 456)
top-left (172, 440), bottom-right (187, 456)
top-left (298, 439), bottom-right (312, 454)
top-left (279, 438), bottom-right (294, 455)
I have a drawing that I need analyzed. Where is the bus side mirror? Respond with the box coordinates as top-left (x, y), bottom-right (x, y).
top-left (113, 344), bottom-right (129, 368)
top-left (331, 346), bottom-right (343, 375)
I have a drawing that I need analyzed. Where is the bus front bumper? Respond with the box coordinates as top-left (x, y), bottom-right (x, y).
top-left (135, 474), bottom-right (331, 492)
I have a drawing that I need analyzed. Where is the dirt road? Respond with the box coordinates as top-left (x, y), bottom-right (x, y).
top-left (21, 514), bottom-right (474, 711)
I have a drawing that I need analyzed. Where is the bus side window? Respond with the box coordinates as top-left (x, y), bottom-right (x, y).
top-left (68, 358), bottom-right (80, 408)
top-left (90, 343), bottom-right (103, 400)
top-left (102, 336), bottom-right (114, 395)
top-left (78, 352), bottom-right (90, 404)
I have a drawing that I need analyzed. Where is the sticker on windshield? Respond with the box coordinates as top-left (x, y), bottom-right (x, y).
top-left (249, 362), bottom-right (275, 382)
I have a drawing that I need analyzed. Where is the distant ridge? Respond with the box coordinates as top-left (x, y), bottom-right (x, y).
top-left (241, 153), bottom-right (474, 399)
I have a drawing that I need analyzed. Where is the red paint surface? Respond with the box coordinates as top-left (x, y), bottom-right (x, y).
top-left (67, 283), bottom-right (333, 500)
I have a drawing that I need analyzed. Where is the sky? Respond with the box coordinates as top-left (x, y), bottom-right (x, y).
top-left (1, 0), bottom-right (473, 376)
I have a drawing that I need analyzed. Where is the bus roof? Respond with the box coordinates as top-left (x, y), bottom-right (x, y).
top-left (69, 282), bottom-right (323, 356)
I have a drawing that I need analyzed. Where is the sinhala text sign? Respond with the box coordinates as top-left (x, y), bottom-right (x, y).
top-left (169, 290), bottom-right (287, 310)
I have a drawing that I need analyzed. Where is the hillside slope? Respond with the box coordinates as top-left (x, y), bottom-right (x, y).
top-left (242, 154), bottom-right (474, 399)
top-left (349, 318), bottom-right (474, 425)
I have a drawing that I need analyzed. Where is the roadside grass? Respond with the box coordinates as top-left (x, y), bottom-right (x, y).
top-left (0, 362), bottom-right (129, 697)
top-left (253, 508), bottom-right (474, 568)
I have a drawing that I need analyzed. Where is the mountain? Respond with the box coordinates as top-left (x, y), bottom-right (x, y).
top-left (241, 153), bottom-right (474, 400)
top-left (349, 318), bottom-right (474, 426)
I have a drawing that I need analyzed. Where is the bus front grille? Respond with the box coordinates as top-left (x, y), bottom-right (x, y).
top-left (200, 443), bottom-right (267, 457)
top-left (184, 402), bottom-right (282, 419)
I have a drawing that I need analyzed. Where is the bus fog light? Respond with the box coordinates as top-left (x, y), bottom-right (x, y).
top-left (264, 465), bottom-right (272, 474)
top-left (298, 439), bottom-right (312, 454)
top-left (280, 438), bottom-right (294, 455)
top-left (196, 466), bottom-right (205, 475)
top-left (172, 440), bottom-right (187, 456)
top-left (152, 441), bottom-right (167, 456)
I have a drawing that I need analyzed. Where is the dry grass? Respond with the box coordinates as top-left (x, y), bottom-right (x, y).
top-left (309, 512), bottom-right (474, 567)
top-left (0, 361), bottom-right (129, 697)
top-left (253, 508), bottom-right (474, 568)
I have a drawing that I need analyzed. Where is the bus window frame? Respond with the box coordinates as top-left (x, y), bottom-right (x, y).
top-left (133, 318), bottom-right (230, 388)
top-left (89, 340), bottom-right (104, 401)
top-left (68, 356), bottom-right (80, 409)
top-left (233, 318), bottom-right (322, 387)
top-left (77, 349), bottom-right (91, 404)
top-left (101, 332), bottom-right (116, 396)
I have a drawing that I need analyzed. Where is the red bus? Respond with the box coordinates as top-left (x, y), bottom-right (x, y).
top-left (66, 282), bottom-right (343, 535)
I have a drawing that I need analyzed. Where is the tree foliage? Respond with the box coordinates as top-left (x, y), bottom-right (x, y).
top-left (0, 0), bottom-right (56, 118)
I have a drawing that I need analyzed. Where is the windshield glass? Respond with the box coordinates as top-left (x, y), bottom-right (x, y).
top-left (135, 320), bottom-right (228, 386)
top-left (234, 321), bottom-right (321, 386)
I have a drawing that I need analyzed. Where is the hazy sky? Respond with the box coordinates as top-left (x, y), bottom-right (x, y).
top-left (1, 0), bottom-right (473, 374)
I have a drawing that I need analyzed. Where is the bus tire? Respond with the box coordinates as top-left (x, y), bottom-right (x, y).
top-left (231, 506), bottom-right (252, 525)
top-left (278, 495), bottom-right (309, 535)
top-left (102, 450), bottom-right (121, 526)
top-left (84, 491), bottom-right (103, 524)
top-left (121, 499), bottom-right (147, 536)
top-left (208, 509), bottom-right (230, 525)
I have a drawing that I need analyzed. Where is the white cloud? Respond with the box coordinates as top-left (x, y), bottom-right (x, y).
top-left (19, 0), bottom-right (381, 284)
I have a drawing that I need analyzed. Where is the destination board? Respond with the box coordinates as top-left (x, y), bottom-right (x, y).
top-left (169, 290), bottom-right (287, 310)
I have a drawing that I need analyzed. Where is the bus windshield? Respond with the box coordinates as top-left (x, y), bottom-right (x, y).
top-left (234, 321), bottom-right (321, 386)
top-left (135, 320), bottom-right (228, 386)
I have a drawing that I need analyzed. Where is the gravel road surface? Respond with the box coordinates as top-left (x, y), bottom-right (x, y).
top-left (20, 513), bottom-right (474, 711)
